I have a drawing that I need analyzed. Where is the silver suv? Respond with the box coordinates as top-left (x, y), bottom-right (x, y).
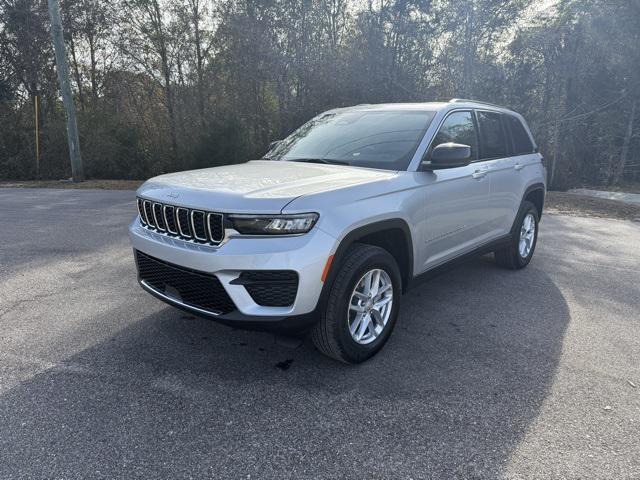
top-left (130, 99), bottom-right (546, 363)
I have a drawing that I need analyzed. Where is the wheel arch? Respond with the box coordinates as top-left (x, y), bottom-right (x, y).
top-left (523, 184), bottom-right (545, 218)
top-left (511, 183), bottom-right (545, 235)
top-left (323, 219), bottom-right (414, 297)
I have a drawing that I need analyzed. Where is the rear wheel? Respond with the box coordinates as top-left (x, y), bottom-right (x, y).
top-left (311, 244), bottom-right (401, 363)
top-left (494, 200), bottom-right (539, 269)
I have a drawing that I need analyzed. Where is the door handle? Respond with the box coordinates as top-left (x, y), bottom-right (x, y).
top-left (472, 168), bottom-right (488, 179)
top-left (514, 163), bottom-right (524, 171)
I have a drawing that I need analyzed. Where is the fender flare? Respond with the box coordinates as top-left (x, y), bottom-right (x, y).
top-left (510, 183), bottom-right (546, 235)
top-left (319, 218), bottom-right (414, 306)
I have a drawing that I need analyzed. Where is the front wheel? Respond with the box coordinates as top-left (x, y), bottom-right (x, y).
top-left (494, 200), bottom-right (539, 269)
top-left (311, 244), bottom-right (402, 364)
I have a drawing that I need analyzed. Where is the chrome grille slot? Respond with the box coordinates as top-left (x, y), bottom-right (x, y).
top-left (191, 210), bottom-right (207, 241)
top-left (143, 200), bottom-right (155, 228)
top-left (153, 203), bottom-right (166, 231)
top-left (163, 205), bottom-right (178, 234)
top-left (137, 197), bottom-right (226, 245)
top-left (176, 208), bottom-right (191, 238)
top-left (137, 198), bottom-right (147, 225)
top-left (207, 213), bottom-right (224, 243)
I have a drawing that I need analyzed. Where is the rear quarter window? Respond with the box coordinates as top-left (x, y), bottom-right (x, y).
top-left (505, 115), bottom-right (535, 155)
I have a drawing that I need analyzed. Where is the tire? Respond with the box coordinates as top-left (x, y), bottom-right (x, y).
top-left (311, 244), bottom-right (402, 364)
top-left (494, 200), bottom-right (539, 269)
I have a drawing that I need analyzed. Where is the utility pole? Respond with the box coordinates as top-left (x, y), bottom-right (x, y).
top-left (48, 0), bottom-right (84, 182)
top-left (34, 95), bottom-right (40, 177)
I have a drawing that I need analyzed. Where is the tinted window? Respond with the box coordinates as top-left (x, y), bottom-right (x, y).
top-left (477, 111), bottom-right (507, 159)
top-left (267, 110), bottom-right (437, 171)
top-left (431, 111), bottom-right (477, 159)
top-left (505, 115), bottom-right (535, 154)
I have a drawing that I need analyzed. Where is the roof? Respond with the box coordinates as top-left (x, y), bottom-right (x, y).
top-left (336, 102), bottom-right (449, 112)
top-left (330, 99), bottom-right (517, 115)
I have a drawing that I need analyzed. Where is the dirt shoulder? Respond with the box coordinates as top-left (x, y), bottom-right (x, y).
top-left (2, 179), bottom-right (639, 222)
top-left (0, 179), bottom-right (143, 190)
top-left (545, 191), bottom-right (640, 221)
top-left (579, 182), bottom-right (640, 195)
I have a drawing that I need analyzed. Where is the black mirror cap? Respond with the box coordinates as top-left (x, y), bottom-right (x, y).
top-left (422, 143), bottom-right (472, 170)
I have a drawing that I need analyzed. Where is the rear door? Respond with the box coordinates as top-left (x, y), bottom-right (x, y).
top-left (418, 110), bottom-right (492, 271)
top-left (476, 111), bottom-right (537, 237)
top-left (502, 114), bottom-right (539, 229)
top-left (475, 110), bottom-right (515, 237)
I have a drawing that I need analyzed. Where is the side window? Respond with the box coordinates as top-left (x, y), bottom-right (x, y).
top-left (505, 115), bottom-right (535, 155)
top-left (431, 111), bottom-right (477, 159)
top-left (476, 111), bottom-right (507, 159)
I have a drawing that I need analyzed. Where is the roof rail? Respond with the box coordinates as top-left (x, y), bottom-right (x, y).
top-left (449, 98), bottom-right (502, 108)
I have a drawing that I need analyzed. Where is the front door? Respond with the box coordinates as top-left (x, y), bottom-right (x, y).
top-left (417, 110), bottom-right (493, 272)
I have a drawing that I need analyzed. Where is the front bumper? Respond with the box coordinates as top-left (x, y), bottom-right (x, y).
top-left (129, 218), bottom-right (336, 326)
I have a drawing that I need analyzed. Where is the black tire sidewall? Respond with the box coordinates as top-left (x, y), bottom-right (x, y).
top-left (325, 246), bottom-right (402, 363)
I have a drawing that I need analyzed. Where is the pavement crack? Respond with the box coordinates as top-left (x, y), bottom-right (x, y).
top-left (0, 289), bottom-right (64, 320)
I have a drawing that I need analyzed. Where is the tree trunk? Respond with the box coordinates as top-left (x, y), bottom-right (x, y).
top-left (549, 115), bottom-right (560, 188)
top-left (151, 0), bottom-right (179, 158)
top-left (160, 48), bottom-right (179, 159)
top-left (88, 34), bottom-right (98, 107)
top-left (192, 0), bottom-right (206, 127)
top-left (613, 99), bottom-right (637, 185)
top-left (462, 1), bottom-right (475, 97)
top-left (68, 35), bottom-right (85, 111)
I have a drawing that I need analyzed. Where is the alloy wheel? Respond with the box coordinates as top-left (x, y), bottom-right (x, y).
top-left (347, 268), bottom-right (394, 345)
top-left (519, 212), bottom-right (536, 258)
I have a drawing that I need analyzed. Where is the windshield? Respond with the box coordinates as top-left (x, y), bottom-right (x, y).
top-left (265, 110), bottom-right (437, 171)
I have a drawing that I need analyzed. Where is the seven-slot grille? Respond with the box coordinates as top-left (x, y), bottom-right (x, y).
top-left (137, 197), bottom-right (224, 245)
top-left (135, 250), bottom-right (235, 315)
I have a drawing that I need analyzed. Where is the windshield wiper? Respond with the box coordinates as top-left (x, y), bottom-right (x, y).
top-left (287, 158), bottom-right (350, 166)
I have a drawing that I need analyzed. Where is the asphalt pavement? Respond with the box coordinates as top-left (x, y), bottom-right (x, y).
top-left (1, 188), bottom-right (639, 479)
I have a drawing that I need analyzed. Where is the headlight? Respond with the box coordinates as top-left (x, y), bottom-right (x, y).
top-left (228, 213), bottom-right (319, 235)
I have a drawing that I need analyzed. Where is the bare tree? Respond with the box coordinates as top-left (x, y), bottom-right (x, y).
top-left (1, 0), bottom-right (639, 186)
top-left (119, 0), bottom-right (180, 157)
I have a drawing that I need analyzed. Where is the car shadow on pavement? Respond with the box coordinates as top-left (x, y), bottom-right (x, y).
top-left (0, 255), bottom-right (570, 479)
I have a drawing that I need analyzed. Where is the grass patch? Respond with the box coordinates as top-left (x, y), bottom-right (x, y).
top-left (0, 179), bottom-right (143, 190)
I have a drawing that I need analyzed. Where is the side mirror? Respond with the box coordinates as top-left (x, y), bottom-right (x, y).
top-left (422, 143), bottom-right (471, 170)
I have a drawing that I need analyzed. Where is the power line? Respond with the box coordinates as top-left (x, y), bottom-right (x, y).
top-left (558, 94), bottom-right (626, 124)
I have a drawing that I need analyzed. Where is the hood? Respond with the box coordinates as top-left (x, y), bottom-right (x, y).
top-left (137, 160), bottom-right (398, 213)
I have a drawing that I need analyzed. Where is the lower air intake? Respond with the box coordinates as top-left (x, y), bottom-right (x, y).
top-left (135, 250), bottom-right (236, 315)
top-left (234, 270), bottom-right (299, 307)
